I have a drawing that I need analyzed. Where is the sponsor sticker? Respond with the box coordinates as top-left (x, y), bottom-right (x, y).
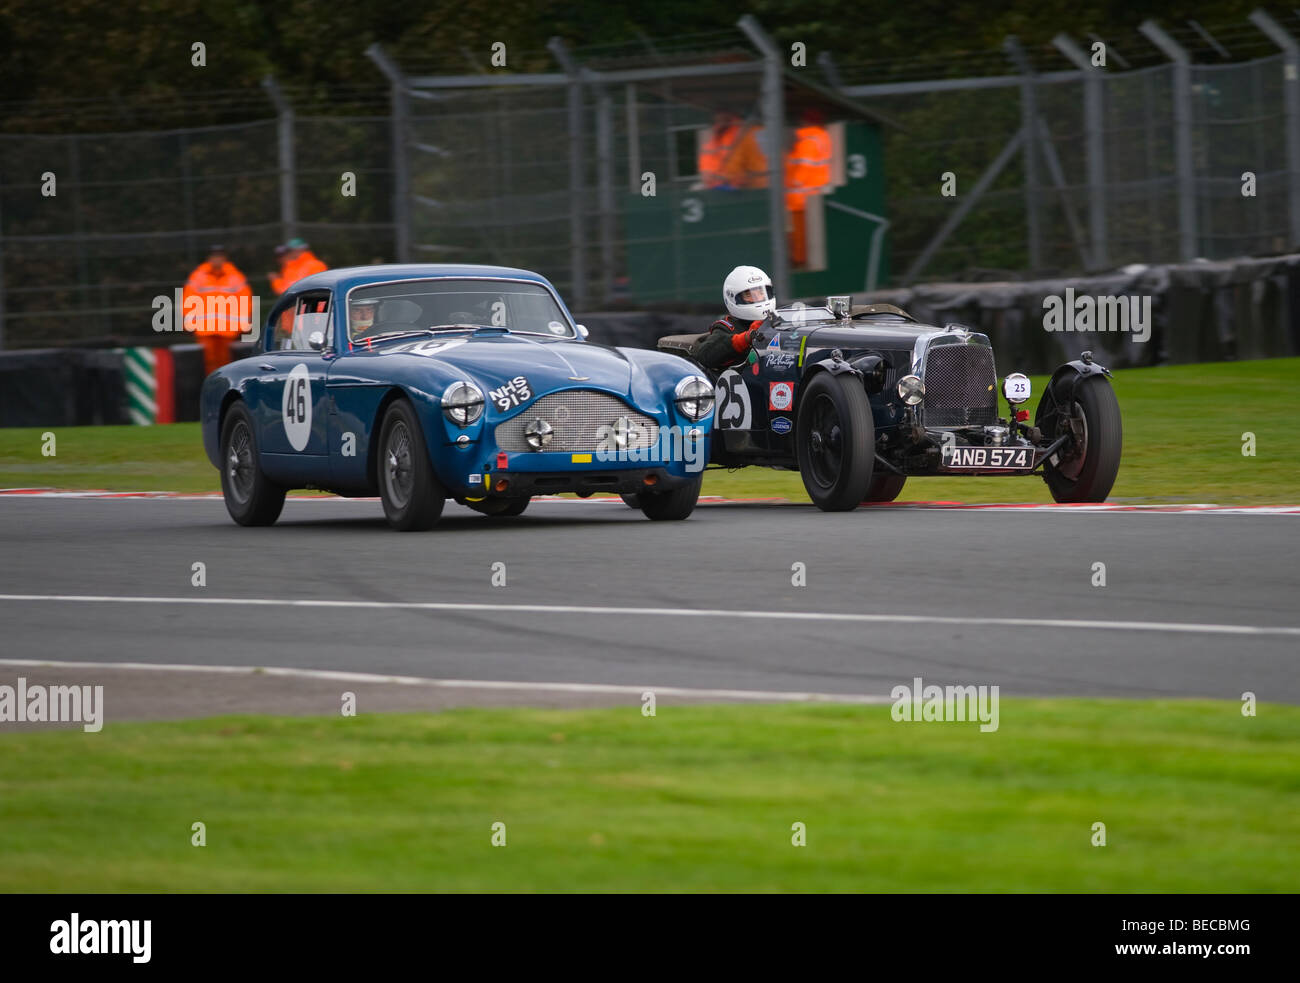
top-left (469, 473), bottom-right (482, 485)
top-left (771, 416), bottom-right (792, 434)
top-left (547, 320), bottom-right (568, 336)
top-left (764, 350), bottom-right (796, 370)
top-left (769, 381), bottom-right (794, 411)
top-left (489, 375), bottom-right (532, 411)
top-left (572, 453), bottom-right (593, 463)
top-left (767, 333), bottom-right (780, 348)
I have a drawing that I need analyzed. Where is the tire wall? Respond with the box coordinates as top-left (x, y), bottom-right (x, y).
top-left (3, 253), bottom-right (1298, 427)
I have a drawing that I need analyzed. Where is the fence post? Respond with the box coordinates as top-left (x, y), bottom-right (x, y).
top-left (1053, 33), bottom-right (1109, 269)
top-left (366, 45), bottom-right (412, 263)
top-left (738, 15), bottom-right (789, 300)
top-left (625, 84), bottom-right (641, 194)
top-left (1249, 9), bottom-right (1300, 250)
top-left (179, 130), bottom-right (197, 265)
top-left (1004, 37), bottom-right (1042, 275)
top-left (1140, 21), bottom-right (1197, 261)
top-left (262, 76), bottom-right (297, 245)
top-left (594, 81), bottom-right (616, 305)
top-left (548, 38), bottom-right (589, 311)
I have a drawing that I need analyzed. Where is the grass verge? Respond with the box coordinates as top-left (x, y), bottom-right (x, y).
top-left (1, 358), bottom-right (1296, 503)
top-left (0, 700), bottom-right (1296, 892)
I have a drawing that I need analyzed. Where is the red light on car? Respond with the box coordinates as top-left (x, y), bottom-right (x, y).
top-left (1016, 410), bottom-right (1030, 422)
top-left (643, 474), bottom-right (659, 487)
top-left (493, 478), bottom-right (510, 493)
top-left (496, 452), bottom-right (508, 469)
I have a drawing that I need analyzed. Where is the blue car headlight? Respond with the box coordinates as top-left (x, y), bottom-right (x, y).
top-left (442, 381), bottom-right (485, 426)
top-left (674, 375), bottom-right (715, 422)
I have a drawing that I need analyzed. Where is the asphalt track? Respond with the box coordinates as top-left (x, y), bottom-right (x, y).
top-left (1, 494), bottom-right (1297, 715)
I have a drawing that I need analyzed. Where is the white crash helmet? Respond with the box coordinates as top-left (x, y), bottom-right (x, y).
top-left (723, 265), bottom-right (776, 322)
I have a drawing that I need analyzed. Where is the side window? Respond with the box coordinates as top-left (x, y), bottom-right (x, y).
top-left (283, 294), bottom-right (331, 351)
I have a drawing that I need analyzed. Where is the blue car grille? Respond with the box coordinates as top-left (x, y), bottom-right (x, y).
top-left (493, 390), bottom-right (660, 454)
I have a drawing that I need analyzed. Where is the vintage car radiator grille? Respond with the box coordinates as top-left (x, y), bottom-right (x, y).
top-left (923, 343), bottom-right (998, 427)
top-left (494, 390), bottom-right (660, 453)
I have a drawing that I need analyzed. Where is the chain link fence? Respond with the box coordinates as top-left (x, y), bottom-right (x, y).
top-left (851, 28), bottom-right (1299, 283)
top-left (0, 112), bottom-right (394, 349)
top-left (3, 16), bottom-right (1300, 349)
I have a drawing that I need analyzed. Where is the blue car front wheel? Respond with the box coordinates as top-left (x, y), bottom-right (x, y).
top-left (377, 400), bottom-right (446, 531)
top-left (219, 401), bottom-right (285, 527)
top-left (637, 475), bottom-right (702, 521)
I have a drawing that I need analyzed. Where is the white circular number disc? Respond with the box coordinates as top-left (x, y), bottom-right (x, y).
top-left (282, 362), bottom-right (312, 451)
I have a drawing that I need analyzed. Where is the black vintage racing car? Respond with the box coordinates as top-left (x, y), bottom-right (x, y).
top-left (640, 300), bottom-right (1121, 511)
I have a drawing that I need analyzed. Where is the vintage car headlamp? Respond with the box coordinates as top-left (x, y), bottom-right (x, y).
top-left (441, 381), bottom-right (485, 426)
top-left (674, 375), bottom-right (715, 421)
top-left (524, 418), bottom-right (553, 450)
top-left (897, 374), bottom-right (925, 406)
top-left (1002, 372), bottom-right (1032, 405)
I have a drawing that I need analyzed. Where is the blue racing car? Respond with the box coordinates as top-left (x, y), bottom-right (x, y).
top-left (200, 264), bottom-right (715, 529)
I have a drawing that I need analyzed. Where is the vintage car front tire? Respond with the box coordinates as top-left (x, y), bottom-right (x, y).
top-left (377, 400), bottom-right (447, 531)
top-left (219, 401), bottom-right (286, 526)
top-left (1040, 376), bottom-right (1122, 503)
top-left (467, 497), bottom-right (530, 517)
top-left (638, 475), bottom-right (702, 520)
top-left (863, 472), bottom-right (906, 503)
top-left (795, 372), bottom-right (875, 511)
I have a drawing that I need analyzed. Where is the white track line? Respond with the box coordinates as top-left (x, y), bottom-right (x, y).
top-left (0, 658), bottom-right (890, 704)
top-left (1, 593), bottom-right (1297, 638)
top-left (3, 490), bottom-right (1300, 512)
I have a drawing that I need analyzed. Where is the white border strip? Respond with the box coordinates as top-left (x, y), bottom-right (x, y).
top-left (1, 593), bottom-right (1297, 637)
top-left (1, 490), bottom-right (1298, 513)
top-left (0, 658), bottom-right (890, 704)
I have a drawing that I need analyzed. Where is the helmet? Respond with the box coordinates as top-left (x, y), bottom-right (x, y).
top-left (349, 298), bottom-right (378, 332)
top-left (723, 265), bottom-right (776, 322)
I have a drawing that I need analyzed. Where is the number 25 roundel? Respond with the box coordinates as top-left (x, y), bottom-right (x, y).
top-left (714, 369), bottom-right (752, 430)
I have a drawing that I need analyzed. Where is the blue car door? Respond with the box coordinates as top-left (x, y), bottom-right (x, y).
top-left (251, 291), bottom-right (334, 485)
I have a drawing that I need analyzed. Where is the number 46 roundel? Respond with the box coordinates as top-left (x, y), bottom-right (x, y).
top-left (714, 369), bottom-right (752, 430)
top-left (282, 363), bottom-right (312, 451)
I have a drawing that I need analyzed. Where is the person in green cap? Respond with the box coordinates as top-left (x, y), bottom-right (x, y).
top-left (270, 236), bottom-right (327, 295)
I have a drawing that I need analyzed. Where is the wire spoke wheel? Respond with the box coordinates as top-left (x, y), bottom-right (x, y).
top-left (218, 402), bottom-right (285, 526)
top-left (226, 421), bottom-right (255, 505)
top-left (376, 401), bottom-right (446, 531)
top-left (383, 421), bottom-right (415, 510)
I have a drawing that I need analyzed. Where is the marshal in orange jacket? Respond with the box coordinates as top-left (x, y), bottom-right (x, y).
top-left (271, 250), bottom-right (328, 295)
top-left (182, 260), bottom-right (252, 338)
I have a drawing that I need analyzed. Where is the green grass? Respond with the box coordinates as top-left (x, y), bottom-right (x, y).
top-left (1, 358), bottom-right (1296, 503)
top-left (0, 700), bottom-right (1296, 892)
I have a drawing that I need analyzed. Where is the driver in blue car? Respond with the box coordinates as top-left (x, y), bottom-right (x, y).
top-left (349, 298), bottom-right (379, 337)
top-left (696, 265), bottom-right (776, 371)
